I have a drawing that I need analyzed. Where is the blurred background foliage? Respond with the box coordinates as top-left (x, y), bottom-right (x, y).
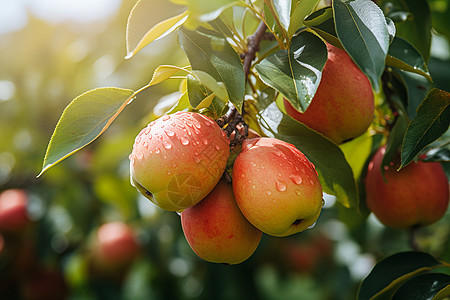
top-left (0, 0), bottom-right (449, 299)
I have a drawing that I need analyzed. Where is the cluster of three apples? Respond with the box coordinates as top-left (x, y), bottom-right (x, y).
top-left (129, 111), bottom-right (324, 264)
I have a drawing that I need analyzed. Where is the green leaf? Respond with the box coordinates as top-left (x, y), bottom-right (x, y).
top-left (305, 7), bottom-right (341, 47)
top-left (187, 74), bottom-right (209, 108)
top-left (400, 89), bottom-right (450, 168)
top-left (271, 0), bottom-right (291, 32)
top-left (333, 0), bottom-right (390, 91)
top-left (38, 88), bottom-right (135, 177)
top-left (357, 251), bottom-right (441, 300)
top-left (126, 0), bottom-right (188, 58)
top-left (393, 273), bottom-right (450, 300)
top-left (288, 0), bottom-right (321, 37)
top-left (193, 70), bottom-right (228, 100)
top-left (381, 108), bottom-right (408, 174)
top-left (389, 0), bottom-right (432, 61)
top-left (258, 101), bottom-right (358, 209)
top-left (186, 0), bottom-right (242, 23)
top-left (178, 27), bottom-right (245, 112)
top-left (433, 284), bottom-right (450, 300)
top-left (339, 132), bottom-right (372, 179)
top-left (386, 37), bottom-right (432, 82)
top-left (167, 92), bottom-right (191, 114)
top-left (148, 65), bottom-right (189, 86)
top-left (255, 31), bottom-right (327, 113)
top-left (385, 17), bottom-right (396, 44)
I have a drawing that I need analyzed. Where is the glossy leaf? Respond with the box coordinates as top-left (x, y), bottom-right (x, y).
top-left (304, 7), bottom-right (341, 47)
top-left (271, 0), bottom-right (291, 32)
top-left (39, 88), bottom-right (135, 177)
top-left (178, 27), bottom-right (245, 111)
top-left (392, 273), bottom-right (450, 300)
top-left (358, 251), bottom-right (441, 300)
top-left (288, 0), bottom-right (321, 37)
top-left (126, 0), bottom-right (188, 58)
top-left (390, 0), bottom-right (432, 61)
top-left (255, 31), bottom-right (327, 113)
top-left (400, 89), bottom-right (450, 168)
top-left (187, 74), bottom-right (209, 109)
top-left (258, 102), bottom-right (358, 209)
top-left (339, 132), bottom-right (372, 179)
top-left (333, 0), bottom-right (389, 91)
top-left (386, 37), bottom-right (432, 81)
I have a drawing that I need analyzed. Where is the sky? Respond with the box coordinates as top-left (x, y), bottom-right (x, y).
top-left (0, 0), bottom-right (122, 35)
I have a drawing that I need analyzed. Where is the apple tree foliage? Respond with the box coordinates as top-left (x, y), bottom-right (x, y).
top-left (37, 0), bottom-right (449, 298)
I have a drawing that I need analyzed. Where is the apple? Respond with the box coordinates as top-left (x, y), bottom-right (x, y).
top-left (0, 189), bottom-right (30, 233)
top-left (93, 222), bottom-right (140, 269)
top-left (181, 180), bottom-right (262, 264)
top-left (364, 145), bottom-right (450, 229)
top-left (284, 43), bottom-right (374, 144)
top-left (130, 112), bottom-right (230, 211)
top-left (232, 137), bottom-right (323, 237)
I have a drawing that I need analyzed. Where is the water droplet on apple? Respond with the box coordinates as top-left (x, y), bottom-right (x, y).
top-left (155, 148), bottom-right (161, 154)
top-left (203, 139), bottom-right (208, 145)
top-left (163, 115), bottom-right (170, 121)
top-left (194, 122), bottom-right (201, 129)
top-left (276, 180), bottom-right (287, 192)
top-left (204, 120), bottom-right (212, 126)
top-left (266, 190), bottom-right (272, 195)
top-left (180, 137), bottom-right (190, 145)
top-left (143, 141), bottom-right (148, 148)
top-left (137, 152), bottom-right (143, 159)
top-left (163, 140), bottom-right (172, 149)
top-left (289, 174), bottom-right (303, 185)
top-left (215, 145), bottom-right (220, 150)
top-left (194, 157), bottom-right (200, 163)
top-left (165, 130), bottom-right (175, 137)
top-left (144, 127), bottom-right (151, 135)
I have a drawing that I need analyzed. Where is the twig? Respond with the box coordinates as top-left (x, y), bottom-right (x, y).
top-left (243, 21), bottom-right (267, 78)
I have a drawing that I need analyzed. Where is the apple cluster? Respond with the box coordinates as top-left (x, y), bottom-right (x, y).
top-left (130, 111), bottom-right (324, 264)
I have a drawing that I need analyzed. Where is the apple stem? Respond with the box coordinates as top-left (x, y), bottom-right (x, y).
top-left (408, 227), bottom-right (420, 252)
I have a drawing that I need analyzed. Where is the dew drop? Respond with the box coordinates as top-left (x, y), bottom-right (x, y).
top-left (163, 140), bottom-right (172, 149)
top-left (309, 179), bottom-right (314, 185)
top-left (252, 185), bottom-right (256, 189)
top-left (289, 174), bottom-right (303, 185)
top-left (136, 152), bottom-right (143, 159)
top-left (251, 162), bottom-right (257, 167)
top-left (277, 172), bottom-right (282, 177)
top-left (163, 115), bottom-right (170, 121)
top-left (274, 151), bottom-right (283, 157)
top-left (172, 162), bottom-right (177, 168)
top-left (155, 148), bottom-right (161, 154)
top-left (143, 141), bottom-right (148, 148)
top-left (135, 136), bottom-right (142, 144)
top-left (276, 180), bottom-right (287, 192)
top-left (241, 173), bottom-right (245, 178)
top-left (194, 122), bottom-right (201, 129)
top-left (295, 190), bottom-right (302, 196)
top-left (202, 139), bottom-right (208, 145)
top-left (149, 121), bottom-right (155, 127)
top-left (180, 137), bottom-right (190, 146)
top-left (195, 130), bottom-right (200, 135)
top-left (215, 145), bottom-right (220, 150)
top-left (266, 190), bottom-right (272, 195)
top-left (194, 157), bottom-right (200, 163)
top-left (167, 170), bottom-right (172, 175)
top-left (144, 127), bottom-right (151, 135)
top-left (186, 121), bottom-right (193, 127)
top-left (204, 120), bottom-right (212, 126)
top-left (128, 154), bottom-right (133, 160)
top-left (355, 75), bottom-right (362, 80)
top-left (307, 222), bottom-right (317, 229)
top-left (165, 130), bottom-right (175, 137)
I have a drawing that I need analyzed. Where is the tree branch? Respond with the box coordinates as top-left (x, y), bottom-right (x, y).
top-left (243, 21), bottom-right (267, 78)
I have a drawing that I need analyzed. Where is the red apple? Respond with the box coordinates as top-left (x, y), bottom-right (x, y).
top-left (181, 180), bottom-right (262, 264)
top-left (364, 145), bottom-right (450, 229)
top-left (232, 137), bottom-right (323, 237)
top-left (130, 112), bottom-right (230, 211)
top-left (284, 43), bottom-right (374, 144)
top-left (0, 189), bottom-right (30, 233)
